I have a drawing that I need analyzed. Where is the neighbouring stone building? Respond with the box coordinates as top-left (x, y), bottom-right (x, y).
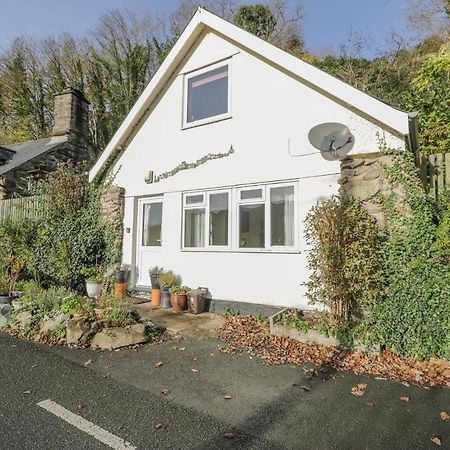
top-left (0, 88), bottom-right (95, 198)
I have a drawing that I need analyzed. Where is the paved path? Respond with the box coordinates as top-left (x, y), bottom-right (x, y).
top-left (0, 331), bottom-right (449, 449)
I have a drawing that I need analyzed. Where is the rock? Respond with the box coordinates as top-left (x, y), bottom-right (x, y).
top-left (130, 323), bottom-right (146, 334)
top-left (91, 327), bottom-right (148, 350)
top-left (0, 304), bottom-right (12, 318)
top-left (0, 316), bottom-right (7, 328)
top-left (15, 311), bottom-right (32, 329)
top-left (66, 318), bottom-right (91, 345)
top-left (40, 313), bottom-right (70, 333)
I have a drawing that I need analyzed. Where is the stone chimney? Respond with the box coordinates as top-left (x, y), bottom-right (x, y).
top-left (52, 88), bottom-right (90, 147)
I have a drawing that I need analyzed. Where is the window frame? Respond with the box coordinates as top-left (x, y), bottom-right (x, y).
top-left (181, 181), bottom-right (299, 253)
top-left (182, 59), bottom-right (232, 129)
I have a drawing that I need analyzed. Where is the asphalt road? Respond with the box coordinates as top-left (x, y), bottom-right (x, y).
top-left (0, 331), bottom-right (449, 450)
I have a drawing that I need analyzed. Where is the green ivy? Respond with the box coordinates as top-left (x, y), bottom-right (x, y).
top-left (364, 150), bottom-right (450, 360)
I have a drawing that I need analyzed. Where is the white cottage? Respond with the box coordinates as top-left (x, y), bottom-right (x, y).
top-left (89, 8), bottom-right (417, 311)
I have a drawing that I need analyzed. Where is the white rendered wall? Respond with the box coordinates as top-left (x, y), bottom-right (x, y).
top-left (114, 30), bottom-right (406, 308)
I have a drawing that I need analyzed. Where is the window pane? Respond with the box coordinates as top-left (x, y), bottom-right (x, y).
top-left (239, 204), bottom-right (265, 248)
top-left (186, 194), bottom-right (204, 205)
top-left (210, 193), bottom-right (228, 246)
top-left (240, 188), bottom-right (263, 200)
top-left (271, 186), bottom-right (295, 246)
top-left (187, 65), bottom-right (228, 123)
top-left (142, 202), bottom-right (162, 246)
top-left (185, 208), bottom-right (205, 247)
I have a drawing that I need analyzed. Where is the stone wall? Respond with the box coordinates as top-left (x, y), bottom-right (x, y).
top-left (100, 186), bottom-right (125, 267)
top-left (338, 152), bottom-right (409, 227)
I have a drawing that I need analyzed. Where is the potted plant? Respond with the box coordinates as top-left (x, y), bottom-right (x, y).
top-left (80, 266), bottom-right (104, 299)
top-left (158, 271), bottom-right (178, 309)
top-left (149, 266), bottom-right (164, 308)
top-left (149, 266), bottom-right (164, 289)
top-left (170, 285), bottom-right (190, 312)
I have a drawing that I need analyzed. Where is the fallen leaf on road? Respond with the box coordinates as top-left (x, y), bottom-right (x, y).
top-left (84, 359), bottom-right (94, 366)
top-left (301, 386), bottom-right (310, 392)
top-left (431, 436), bottom-right (442, 446)
top-left (160, 389), bottom-right (171, 395)
top-left (224, 395), bottom-right (232, 400)
top-left (440, 411), bottom-right (449, 421)
top-left (191, 368), bottom-right (198, 373)
top-left (154, 422), bottom-right (167, 430)
top-left (155, 362), bottom-right (163, 368)
top-left (351, 384), bottom-right (367, 396)
top-left (224, 432), bottom-right (235, 439)
top-left (400, 396), bottom-right (410, 402)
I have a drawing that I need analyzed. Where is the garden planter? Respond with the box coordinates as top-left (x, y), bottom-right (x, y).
top-left (160, 287), bottom-right (171, 309)
top-left (86, 281), bottom-right (103, 299)
top-left (150, 289), bottom-right (161, 308)
top-left (114, 270), bottom-right (128, 284)
top-left (150, 276), bottom-right (160, 290)
top-left (187, 288), bottom-right (206, 314)
top-left (115, 282), bottom-right (127, 297)
top-left (171, 294), bottom-right (187, 312)
top-left (0, 294), bottom-right (13, 305)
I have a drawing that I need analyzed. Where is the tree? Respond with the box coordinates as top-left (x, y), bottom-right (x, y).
top-left (234, 4), bottom-right (277, 40)
top-left (410, 43), bottom-right (450, 154)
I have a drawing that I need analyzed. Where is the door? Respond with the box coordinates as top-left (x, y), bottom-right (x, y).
top-left (136, 197), bottom-right (163, 286)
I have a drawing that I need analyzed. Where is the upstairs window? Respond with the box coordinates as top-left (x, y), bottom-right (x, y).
top-left (183, 61), bottom-right (231, 127)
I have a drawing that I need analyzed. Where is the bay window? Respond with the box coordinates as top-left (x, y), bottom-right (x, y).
top-left (183, 182), bottom-right (298, 251)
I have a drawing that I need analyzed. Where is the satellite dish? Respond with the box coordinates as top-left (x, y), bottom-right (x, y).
top-left (308, 123), bottom-right (354, 159)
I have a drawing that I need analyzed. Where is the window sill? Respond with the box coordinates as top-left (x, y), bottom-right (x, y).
top-left (181, 248), bottom-right (301, 254)
top-left (181, 114), bottom-right (232, 130)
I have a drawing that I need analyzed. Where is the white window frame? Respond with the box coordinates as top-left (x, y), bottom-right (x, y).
top-left (182, 181), bottom-right (299, 253)
top-left (182, 189), bottom-right (232, 250)
top-left (182, 59), bottom-right (232, 129)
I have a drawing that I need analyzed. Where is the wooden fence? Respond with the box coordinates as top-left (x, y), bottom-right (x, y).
top-left (419, 153), bottom-right (450, 198)
top-left (0, 195), bottom-right (47, 223)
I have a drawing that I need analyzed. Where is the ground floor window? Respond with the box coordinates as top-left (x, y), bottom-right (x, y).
top-left (182, 181), bottom-right (298, 251)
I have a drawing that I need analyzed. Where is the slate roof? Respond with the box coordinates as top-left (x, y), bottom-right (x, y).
top-left (0, 135), bottom-right (68, 176)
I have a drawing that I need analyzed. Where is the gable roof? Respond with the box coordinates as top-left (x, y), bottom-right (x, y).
top-left (89, 7), bottom-right (412, 181)
top-left (0, 135), bottom-right (68, 176)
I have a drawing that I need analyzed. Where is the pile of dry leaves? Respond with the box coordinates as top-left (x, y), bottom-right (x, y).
top-left (219, 316), bottom-right (450, 387)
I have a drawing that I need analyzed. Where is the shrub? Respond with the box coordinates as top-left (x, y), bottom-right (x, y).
top-left (60, 296), bottom-right (93, 316)
top-left (304, 195), bottom-right (384, 322)
top-left (363, 150), bottom-right (450, 360)
top-left (97, 295), bottom-right (137, 327)
top-left (29, 163), bottom-right (116, 291)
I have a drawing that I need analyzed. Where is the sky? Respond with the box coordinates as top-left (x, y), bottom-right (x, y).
top-left (0, 0), bottom-right (415, 58)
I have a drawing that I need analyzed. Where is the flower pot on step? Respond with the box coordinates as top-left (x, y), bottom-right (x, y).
top-left (171, 294), bottom-right (187, 312)
top-left (115, 282), bottom-right (127, 298)
top-left (160, 287), bottom-right (171, 309)
top-left (151, 289), bottom-right (161, 307)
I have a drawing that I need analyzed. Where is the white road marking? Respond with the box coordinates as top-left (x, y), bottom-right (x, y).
top-left (37, 399), bottom-right (137, 450)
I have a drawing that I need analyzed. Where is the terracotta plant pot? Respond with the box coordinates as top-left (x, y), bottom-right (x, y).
top-left (115, 282), bottom-right (127, 298)
top-left (151, 289), bottom-right (161, 308)
top-left (171, 294), bottom-right (187, 312)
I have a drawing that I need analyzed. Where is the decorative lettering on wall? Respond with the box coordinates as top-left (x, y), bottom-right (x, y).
top-left (153, 145), bottom-right (234, 183)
